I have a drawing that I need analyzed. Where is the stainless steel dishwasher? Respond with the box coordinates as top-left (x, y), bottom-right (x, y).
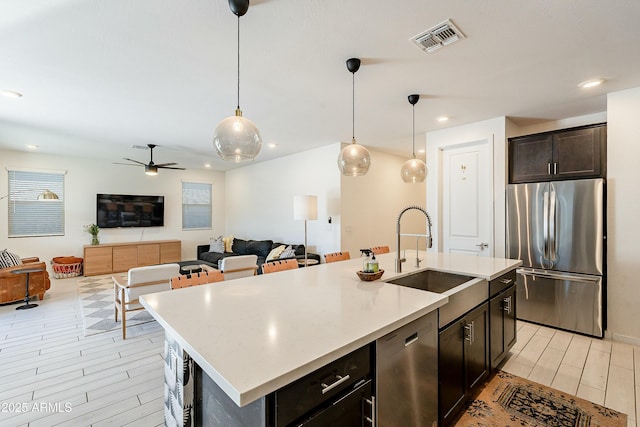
top-left (376, 310), bottom-right (438, 427)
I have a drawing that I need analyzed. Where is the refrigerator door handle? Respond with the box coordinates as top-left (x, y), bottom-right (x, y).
top-left (549, 189), bottom-right (557, 264)
top-left (543, 191), bottom-right (549, 261)
top-left (517, 268), bottom-right (601, 282)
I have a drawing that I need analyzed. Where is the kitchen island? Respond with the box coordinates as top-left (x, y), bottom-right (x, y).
top-left (140, 251), bottom-right (520, 426)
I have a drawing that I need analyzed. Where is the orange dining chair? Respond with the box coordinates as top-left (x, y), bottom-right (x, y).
top-left (171, 269), bottom-right (224, 289)
top-left (324, 251), bottom-right (351, 263)
top-left (371, 246), bottom-right (390, 254)
top-left (261, 258), bottom-right (299, 274)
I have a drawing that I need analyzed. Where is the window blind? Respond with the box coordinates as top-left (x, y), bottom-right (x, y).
top-left (7, 170), bottom-right (65, 237)
top-left (182, 182), bottom-right (212, 230)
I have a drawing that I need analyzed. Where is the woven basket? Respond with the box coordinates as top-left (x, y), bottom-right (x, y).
top-left (51, 256), bottom-right (83, 278)
top-left (356, 269), bottom-right (384, 282)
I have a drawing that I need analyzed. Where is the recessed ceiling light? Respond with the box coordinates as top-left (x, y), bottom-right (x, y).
top-left (2, 90), bottom-right (23, 98)
top-left (204, 163), bottom-right (211, 168)
top-left (436, 115), bottom-right (449, 123)
top-left (267, 143), bottom-right (277, 148)
top-left (26, 144), bottom-right (39, 150)
top-left (578, 78), bottom-right (605, 89)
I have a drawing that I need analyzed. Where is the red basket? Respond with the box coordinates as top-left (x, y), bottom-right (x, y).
top-left (51, 256), bottom-right (83, 278)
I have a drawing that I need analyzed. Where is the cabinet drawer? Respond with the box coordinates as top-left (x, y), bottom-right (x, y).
top-left (489, 269), bottom-right (516, 298)
top-left (271, 344), bottom-right (372, 426)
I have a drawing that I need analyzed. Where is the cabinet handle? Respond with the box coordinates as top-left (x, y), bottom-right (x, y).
top-left (321, 374), bottom-right (351, 394)
top-left (364, 396), bottom-right (375, 425)
top-left (464, 321), bottom-right (475, 344)
top-left (554, 162), bottom-right (558, 175)
top-left (503, 296), bottom-right (512, 314)
top-left (547, 162), bottom-right (551, 175)
top-left (405, 332), bottom-right (419, 347)
top-left (499, 277), bottom-right (513, 285)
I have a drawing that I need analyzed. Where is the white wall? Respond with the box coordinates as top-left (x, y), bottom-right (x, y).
top-left (340, 148), bottom-right (426, 259)
top-left (507, 112), bottom-right (607, 138)
top-left (426, 117), bottom-right (507, 258)
top-left (0, 150), bottom-right (226, 272)
top-left (224, 144), bottom-right (341, 257)
top-left (606, 87), bottom-right (640, 343)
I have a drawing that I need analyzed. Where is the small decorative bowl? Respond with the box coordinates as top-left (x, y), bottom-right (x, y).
top-left (356, 269), bottom-right (384, 281)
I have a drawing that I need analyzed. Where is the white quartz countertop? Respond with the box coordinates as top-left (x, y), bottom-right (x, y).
top-left (140, 251), bottom-right (521, 407)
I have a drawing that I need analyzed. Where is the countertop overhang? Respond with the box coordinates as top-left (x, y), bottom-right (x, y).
top-left (140, 251), bottom-right (521, 407)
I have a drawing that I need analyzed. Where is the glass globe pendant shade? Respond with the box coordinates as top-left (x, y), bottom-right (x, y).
top-left (213, 109), bottom-right (262, 162)
top-left (400, 156), bottom-right (427, 183)
top-left (338, 138), bottom-right (371, 176)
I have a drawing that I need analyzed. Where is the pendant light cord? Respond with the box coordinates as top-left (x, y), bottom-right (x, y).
top-left (236, 14), bottom-right (240, 110)
top-left (352, 71), bottom-right (355, 140)
top-left (412, 103), bottom-right (416, 158)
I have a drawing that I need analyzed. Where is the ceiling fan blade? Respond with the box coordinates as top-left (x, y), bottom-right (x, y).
top-left (154, 162), bottom-right (178, 167)
top-left (158, 166), bottom-right (186, 170)
top-left (113, 162), bottom-right (141, 166)
top-left (122, 158), bottom-right (146, 165)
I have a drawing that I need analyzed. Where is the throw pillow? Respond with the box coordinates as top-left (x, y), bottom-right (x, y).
top-left (246, 240), bottom-right (274, 259)
top-left (266, 245), bottom-right (286, 262)
top-left (0, 249), bottom-right (22, 268)
top-left (232, 238), bottom-right (248, 255)
top-left (223, 235), bottom-right (234, 252)
top-left (279, 246), bottom-right (296, 259)
top-left (209, 236), bottom-right (224, 253)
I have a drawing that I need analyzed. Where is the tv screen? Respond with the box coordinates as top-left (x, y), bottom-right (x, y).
top-left (96, 194), bottom-right (164, 228)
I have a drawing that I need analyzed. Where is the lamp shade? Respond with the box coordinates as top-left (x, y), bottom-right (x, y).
top-left (337, 140), bottom-right (371, 176)
top-left (293, 195), bottom-right (318, 221)
top-left (37, 189), bottom-right (60, 200)
top-left (213, 111), bottom-right (262, 162)
top-left (400, 157), bottom-right (427, 183)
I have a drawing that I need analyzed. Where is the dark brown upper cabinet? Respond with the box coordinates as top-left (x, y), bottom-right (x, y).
top-left (509, 123), bottom-right (606, 183)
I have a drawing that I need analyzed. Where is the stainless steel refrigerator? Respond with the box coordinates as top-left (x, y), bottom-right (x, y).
top-left (506, 178), bottom-right (605, 337)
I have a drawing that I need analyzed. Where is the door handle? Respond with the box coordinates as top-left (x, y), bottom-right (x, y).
top-left (503, 296), bottom-right (512, 314)
top-left (464, 321), bottom-right (475, 344)
top-left (364, 396), bottom-right (375, 425)
top-left (549, 189), bottom-right (557, 263)
top-left (321, 374), bottom-right (351, 394)
top-left (475, 242), bottom-right (488, 249)
top-left (543, 191), bottom-right (549, 261)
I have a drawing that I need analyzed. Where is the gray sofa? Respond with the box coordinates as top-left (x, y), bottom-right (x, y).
top-left (197, 238), bottom-right (320, 273)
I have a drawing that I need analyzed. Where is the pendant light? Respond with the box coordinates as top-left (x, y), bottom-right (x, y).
top-left (337, 58), bottom-right (371, 176)
top-left (213, 0), bottom-right (262, 162)
top-left (400, 94), bottom-right (427, 183)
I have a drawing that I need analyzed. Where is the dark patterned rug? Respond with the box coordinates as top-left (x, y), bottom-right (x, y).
top-left (455, 371), bottom-right (627, 427)
top-left (76, 275), bottom-right (155, 336)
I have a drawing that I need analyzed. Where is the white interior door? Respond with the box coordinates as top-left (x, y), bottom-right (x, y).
top-left (442, 139), bottom-right (494, 256)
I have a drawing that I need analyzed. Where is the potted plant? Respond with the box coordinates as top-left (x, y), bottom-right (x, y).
top-left (84, 224), bottom-right (100, 245)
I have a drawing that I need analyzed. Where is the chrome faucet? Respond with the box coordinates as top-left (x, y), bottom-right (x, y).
top-left (396, 205), bottom-right (433, 273)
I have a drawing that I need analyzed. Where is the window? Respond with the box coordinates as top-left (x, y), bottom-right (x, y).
top-left (182, 182), bottom-right (212, 230)
top-left (7, 169), bottom-right (65, 237)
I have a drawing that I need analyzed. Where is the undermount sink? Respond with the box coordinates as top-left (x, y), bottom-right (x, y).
top-left (385, 269), bottom-right (474, 294)
top-left (386, 269), bottom-right (488, 328)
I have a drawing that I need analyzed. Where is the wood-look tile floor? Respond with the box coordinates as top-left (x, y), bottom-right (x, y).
top-left (0, 276), bottom-right (165, 426)
top-left (502, 321), bottom-right (639, 427)
top-left (1, 277), bottom-right (638, 426)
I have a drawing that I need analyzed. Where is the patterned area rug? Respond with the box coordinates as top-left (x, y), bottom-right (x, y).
top-left (455, 371), bottom-right (627, 427)
top-left (76, 275), bottom-right (155, 336)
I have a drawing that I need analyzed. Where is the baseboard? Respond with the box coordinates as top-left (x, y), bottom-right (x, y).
top-left (605, 330), bottom-right (640, 346)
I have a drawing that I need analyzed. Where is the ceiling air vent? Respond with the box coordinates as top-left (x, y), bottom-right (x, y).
top-left (411, 19), bottom-right (465, 54)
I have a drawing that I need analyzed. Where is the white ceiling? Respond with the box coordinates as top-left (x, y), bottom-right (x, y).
top-left (1, 0), bottom-right (639, 172)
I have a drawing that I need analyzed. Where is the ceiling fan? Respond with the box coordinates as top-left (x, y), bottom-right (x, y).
top-left (115, 144), bottom-right (186, 175)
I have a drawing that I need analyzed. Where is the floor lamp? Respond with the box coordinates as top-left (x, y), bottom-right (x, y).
top-left (293, 195), bottom-right (318, 267)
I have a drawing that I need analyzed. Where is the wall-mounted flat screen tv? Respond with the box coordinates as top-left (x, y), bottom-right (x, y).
top-left (96, 194), bottom-right (164, 228)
